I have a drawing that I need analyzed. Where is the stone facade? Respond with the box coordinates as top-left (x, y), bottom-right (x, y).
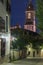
top-left (26, 45), bottom-right (43, 58)
top-left (0, 0), bottom-right (10, 62)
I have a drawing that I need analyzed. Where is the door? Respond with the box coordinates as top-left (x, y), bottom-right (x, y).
top-left (1, 38), bottom-right (6, 57)
top-left (33, 51), bottom-right (35, 57)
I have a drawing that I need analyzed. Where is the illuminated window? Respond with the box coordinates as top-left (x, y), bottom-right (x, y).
top-left (28, 13), bottom-right (31, 19)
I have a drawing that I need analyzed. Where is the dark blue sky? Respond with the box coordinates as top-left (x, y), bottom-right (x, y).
top-left (11, 0), bottom-right (36, 27)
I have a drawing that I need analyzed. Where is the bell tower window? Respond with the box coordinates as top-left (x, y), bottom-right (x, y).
top-left (28, 12), bottom-right (31, 19)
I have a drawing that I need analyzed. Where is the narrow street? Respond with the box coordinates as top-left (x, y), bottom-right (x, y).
top-left (0, 58), bottom-right (43, 65)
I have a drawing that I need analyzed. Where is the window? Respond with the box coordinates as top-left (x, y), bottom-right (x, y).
top-left (6, 0), bottom-right (11, 13)
top-left (5, 15), bottom-right (8, 32)
top-left (33, 51), bottom-right (35, 57)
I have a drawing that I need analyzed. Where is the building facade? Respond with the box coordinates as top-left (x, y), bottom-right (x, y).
top-left (0, 0), bottom-right (11, 61)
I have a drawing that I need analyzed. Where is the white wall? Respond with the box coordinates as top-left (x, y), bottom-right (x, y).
top-left (0, 2), bottom-right (6, 21)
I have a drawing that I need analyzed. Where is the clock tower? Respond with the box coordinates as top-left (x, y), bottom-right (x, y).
top-left (24, 0), bottom-right (36, 32)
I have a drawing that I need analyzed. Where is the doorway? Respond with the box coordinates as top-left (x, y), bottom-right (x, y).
top-left (1, 38), bottom-right (6, 57)
top-left (33, 51), bottom-right (35, 57)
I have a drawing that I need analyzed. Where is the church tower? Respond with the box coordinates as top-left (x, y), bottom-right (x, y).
top-left (24, 0), bottom-right (36, 32)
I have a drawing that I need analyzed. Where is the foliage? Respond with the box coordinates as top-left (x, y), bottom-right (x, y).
top-left (36, 0), bottom-right (43, 36)
top-left (11, 28), bottom-right (43, 50)
top-left (11, 29), bottom-right (27, 50)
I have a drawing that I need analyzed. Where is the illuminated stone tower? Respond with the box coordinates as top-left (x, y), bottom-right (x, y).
top-left (24, 0), bottom-right (36, 32)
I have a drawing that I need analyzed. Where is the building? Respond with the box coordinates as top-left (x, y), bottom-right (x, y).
top-left (0, 0), bottom-right (11, 61)
top-left (0, 17), bottom-right (5, 32)
top-left (24, 0), bottom-right (36, 32)
top-left (24, 0), bottom-right (43, 58)
top-left (10, 0), bottom-right (43, 59)
top-left (11, 24), bottom-right (21, 30)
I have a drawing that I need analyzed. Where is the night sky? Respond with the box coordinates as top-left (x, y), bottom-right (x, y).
top-left (11, 0), bottom-right (36, 27)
